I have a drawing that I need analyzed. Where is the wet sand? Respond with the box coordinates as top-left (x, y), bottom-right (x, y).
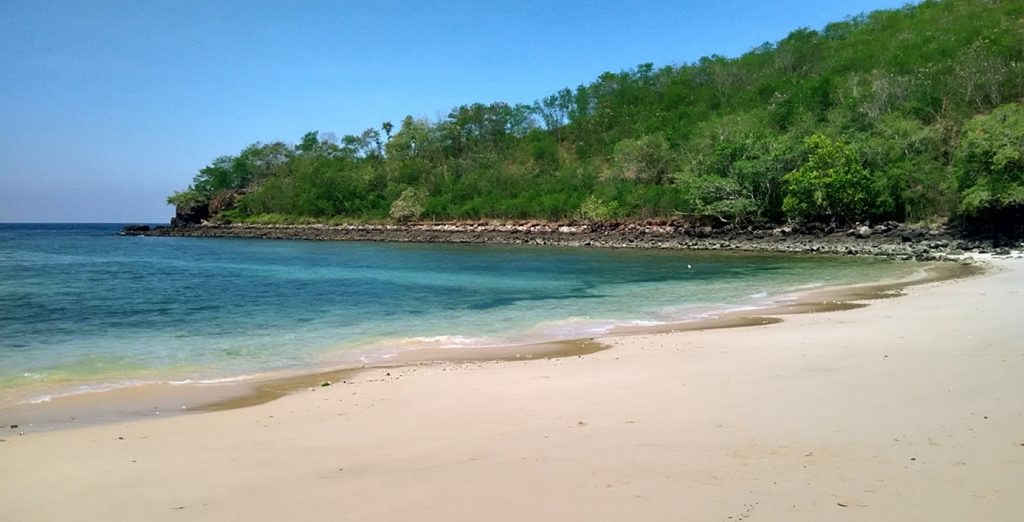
top-left (1, 257), bottom-right (1021, 520)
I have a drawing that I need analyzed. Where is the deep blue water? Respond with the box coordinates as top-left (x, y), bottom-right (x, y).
top-left (0, 223), bottom-right (911, 403)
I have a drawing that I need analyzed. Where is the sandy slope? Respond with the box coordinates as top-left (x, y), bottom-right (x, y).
top-left (1, 258), bottom-right (1022, 521)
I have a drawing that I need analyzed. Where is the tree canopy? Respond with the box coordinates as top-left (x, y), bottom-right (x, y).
top-left (956, 102), bottom-right (1024, 217)
top-left (169, 0), bottom-right (1024, 230)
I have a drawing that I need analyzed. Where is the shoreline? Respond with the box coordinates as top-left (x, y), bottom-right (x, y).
top-left (0, 258), bottom-right (981, 433)
top-left (2, 256), bottom-right (1021, 519)
top-left (122, 220), bottom-right (1014, 260)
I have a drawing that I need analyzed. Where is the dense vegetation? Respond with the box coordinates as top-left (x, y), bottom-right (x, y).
top-left (168, 0), bottom-right (1024, 230)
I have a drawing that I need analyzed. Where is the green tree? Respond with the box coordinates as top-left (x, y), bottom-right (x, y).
top-left (575, 194), bottom-right (619, 222)
top-left (783, 134), bottom-right (874, 223)
top-left (168, 0), bottom-right (1024, 226)
top-left (610, 135), bottom-right (672, 184)
top-left (389, 187), bottom-right (428, 222)
top-left (857, 115), bottom-right (952, 222)
top-left (678, 174), bottom-right (758, 223)
top-left (955, 102), bottom-right (1024, 217)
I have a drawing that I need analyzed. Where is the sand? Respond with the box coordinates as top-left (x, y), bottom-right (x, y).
top-left (1, 257), bottom-right (1022, 521)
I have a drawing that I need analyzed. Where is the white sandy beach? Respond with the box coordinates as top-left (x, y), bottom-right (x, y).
top-left (1, 257), bottom-right (1022, 521)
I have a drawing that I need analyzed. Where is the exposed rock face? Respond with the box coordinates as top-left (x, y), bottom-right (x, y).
top-left (171, 202), bottom-right (210, 227)
top-left (209, 189), bottom-right (246, 215)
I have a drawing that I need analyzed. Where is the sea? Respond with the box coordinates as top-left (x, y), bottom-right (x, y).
top-left (0, 223), bottom-right (917, 410)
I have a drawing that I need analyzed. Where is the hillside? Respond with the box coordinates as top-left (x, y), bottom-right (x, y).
top-left (167, 0), bottom-right (1024, 234)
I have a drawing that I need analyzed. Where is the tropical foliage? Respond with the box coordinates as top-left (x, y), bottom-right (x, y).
top-left (169, 0), bottom-right (1024, 229)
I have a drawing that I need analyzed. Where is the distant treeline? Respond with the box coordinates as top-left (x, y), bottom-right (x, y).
top-left (169, 0), bottom-right (1024, 230)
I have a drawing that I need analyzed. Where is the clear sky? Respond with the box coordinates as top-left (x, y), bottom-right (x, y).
top-left (0, 0), bottom-right (909, 223)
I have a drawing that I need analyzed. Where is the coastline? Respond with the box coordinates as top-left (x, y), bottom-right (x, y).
top-left (2, 256), bottom-right (1020, 519)
top-left (122, 220), bottom-right (1012, 260)
top-left (0, 258), bottom-right (974, 432)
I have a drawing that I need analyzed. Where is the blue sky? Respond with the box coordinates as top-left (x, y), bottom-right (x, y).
top-left (0, 0), bottom-right (909, 222)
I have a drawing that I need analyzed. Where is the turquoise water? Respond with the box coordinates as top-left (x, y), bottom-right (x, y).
top-left (0, 223), bottom-right (913, 404)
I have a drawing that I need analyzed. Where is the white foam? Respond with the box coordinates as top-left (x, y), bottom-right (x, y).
top-left (407, 335), bottom-right (484, 347)
top-left (169, 374), bottom-right (263, 385)
top-left (23, 380), bottom-right (148, 404)
top-left (789, 281), bottom-right (825, 290)
top-left (376, 335), bottom-right (496, 349)
top-left (625, 319), bottom-right (667, 326)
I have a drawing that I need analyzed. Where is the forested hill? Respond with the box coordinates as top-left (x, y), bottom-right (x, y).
top-left (168, 0), bottom-right (1024, 232)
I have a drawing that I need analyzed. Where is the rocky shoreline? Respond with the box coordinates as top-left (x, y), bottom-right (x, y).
top-left (121, 221), bottom-right (1020, 261)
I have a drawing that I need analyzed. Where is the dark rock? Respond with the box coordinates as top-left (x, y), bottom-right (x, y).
top-left (172, 202), bottom-right (210, 227)
top-left (120, 224), bottom-right (151, 235)
top-left (123, 219), bottom-right (998, 261)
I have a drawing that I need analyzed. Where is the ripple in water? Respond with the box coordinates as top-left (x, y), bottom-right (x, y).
top-left (0, 223), bottom-right (915, 404)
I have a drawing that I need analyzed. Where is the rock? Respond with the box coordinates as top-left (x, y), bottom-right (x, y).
top-left (172, 202), bottom-right (210, 227)
top-left (208, 189), bottom-right (247, 215)
top-left (125, 219), bottom-right (1001, 262)
top-left (120, 224), bottom-right (151, 235)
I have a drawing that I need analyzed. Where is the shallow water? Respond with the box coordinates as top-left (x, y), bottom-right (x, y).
top-left (0, 223), bottom-right (915, 405)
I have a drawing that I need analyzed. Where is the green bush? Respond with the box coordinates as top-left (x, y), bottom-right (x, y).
top-left (610, 135), bottom-right (672, 184)
top-left (955, 102), bottom-right (1024, 217)
top-left (389, 187), bottom-right (428, 222)
top-left (679, 174), bottom-right (758, 223)
top-left (783, 134), bottom-right (875, 224)
top-left (575, 194), bottom-right (619, 222)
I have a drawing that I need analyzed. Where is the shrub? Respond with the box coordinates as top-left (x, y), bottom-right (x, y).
top-left (783, 134), bottom-right (874, 224)
top-left (389, 187), bottom-right (428, 222)
top-left (610, 135), bottom-right (672, 184)
top-left (575, 194), bottom-right (619, 222)
top-left (955, 103), bottom-right (1024, 218)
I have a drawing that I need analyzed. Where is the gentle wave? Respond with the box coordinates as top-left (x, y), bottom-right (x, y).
top-left (24, 380), bottom-right (150, 404)
top-left (168, 374), bottom-right (268, 385)
top-left (0, 224), bottom-right (919, 409)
